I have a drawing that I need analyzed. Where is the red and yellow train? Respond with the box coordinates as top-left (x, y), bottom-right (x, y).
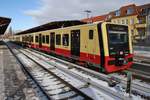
top-left (11, 22), bottom-right (133, 73)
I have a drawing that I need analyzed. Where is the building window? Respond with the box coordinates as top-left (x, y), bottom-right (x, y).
top-left (46, 35), bottom-right (49, 44)
top-left (115, 10), bottom-right (120, 16)
top-left (131, 30), bottom-right (134, 35)
top-left (117, 20), bottom-right (120, 24)
top-left (108, 15), bottom-right (112, 19)
top-left (42, 35), bottom-right (45, 43)
top-left (89, 30), bottom-right (94, 39)
top-left (56, 34), bottom-right (61, 45)
top-left (35, 36), bottom-right (38, 42)
top-left (112, 20), bottom-right (116, 23)
top-left (122, 19), bottom-right (125, 24)
top-left (130, 19), bottom-right (134, 24)
top-left (126, 19), bottom-right (128, 24)
top-left (141, 8), bottom-right (147, 15)
top-left (63, 34), bottom-right (69, 46)
top-left (127, 7), bottom-right (134, 15)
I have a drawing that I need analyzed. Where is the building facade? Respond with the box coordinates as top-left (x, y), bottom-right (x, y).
top-left (107, 4), bottom-right (150, 44)
top-left (81, 3), bottom-right (150, 44)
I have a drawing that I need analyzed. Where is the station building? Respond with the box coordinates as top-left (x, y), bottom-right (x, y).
top-left (81, 3), bottom-right (150, 44)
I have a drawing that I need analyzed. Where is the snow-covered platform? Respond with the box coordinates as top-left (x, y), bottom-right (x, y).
top-left (0, 41), bottom-right (39, 100)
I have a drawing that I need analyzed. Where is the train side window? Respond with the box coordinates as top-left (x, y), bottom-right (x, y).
top-left (29, 35), bottom-right (32, 42)
top-left (24, 36), bottom-right (26, 41)
top-left (26, 36), bottom-right (28, 41)
top-left (89, 30), bottom-right (94, 39)
top-left (56, 34), bottom-right (61, 45)
top-left (35, 36), bottom-right (39, 42)
top-left (63, 34), bottom-right (69, 46)
top-left (27, 36), bottom-right (29, 41)
top-left (28, 36), bottom-right (30, 41)
top-left (22, 36), bottom-right (25, 41)
top-left (31, 36), bottom-right (33, 42)
top-left (42, 35), bottom-right (45, 43)
top-left (46, 35), bottom-right (49, 44)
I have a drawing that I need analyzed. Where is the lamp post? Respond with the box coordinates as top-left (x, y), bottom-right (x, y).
top-left (84, 10), bottom-right (92, 23)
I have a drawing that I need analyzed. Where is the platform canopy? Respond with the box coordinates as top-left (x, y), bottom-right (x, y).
top-left (0, 17), bottom-right (11, 35)
top-left (16, 20), bottom-right (87, 35)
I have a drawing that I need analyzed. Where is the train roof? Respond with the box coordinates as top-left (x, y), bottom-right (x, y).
top-left (16, 20), bottom-right (87, 35)
top-left (0, 16), bottom-right (11, 35)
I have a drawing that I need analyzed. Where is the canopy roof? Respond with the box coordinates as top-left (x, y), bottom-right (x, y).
top-left (0, 17), bottom-right (11, 34)
top-left (16, 20), bottom-right (87, 35)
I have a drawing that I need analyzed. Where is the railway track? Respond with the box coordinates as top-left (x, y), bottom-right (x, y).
top-left (128, 68), bottom-right (150, 82)
top-left (24, 48), bottom-right (150, 100)
top-left (6, 42), bottom-right (130, 100)
top-left (7, 43), bottom-right (50, 100)
top-left (7, 46), bottom-right (95, 99)
top-left (6, 41), bottom-right (150, 99)
top-left (134, 57), bottom-right (150, 64)
top-left (131, 57), bottom-right (150, 82)
top-left (129, 68), bottom-right (150, 77)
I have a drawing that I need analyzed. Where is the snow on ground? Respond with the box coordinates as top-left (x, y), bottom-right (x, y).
top-left (20, 49), bottom-right (122, 99)
top-left (23, 49), bottom-right (132, 98)
top-left (10, 43), bottom-right (148, 100)
top-left (15, 49), bottom-right (115, 99)
top-left (32, 49), bottom-right (150, 99)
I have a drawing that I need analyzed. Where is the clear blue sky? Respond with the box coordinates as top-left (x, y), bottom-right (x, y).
top-left (0, 0), bottom-right (38, 31)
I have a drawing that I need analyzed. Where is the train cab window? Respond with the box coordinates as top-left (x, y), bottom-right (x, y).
top-left (89, 30), bottom-right (94, 39)
top-left (35, 36), bottom-right (39, 42)
top-left (46, 35), bottom-right (49, 44)
top-left (63, 34), bottom-right (69, 46)
top-left (42, 35), bottom-right (45, 43)
top-left (56, 34), bottom-right (61, 45)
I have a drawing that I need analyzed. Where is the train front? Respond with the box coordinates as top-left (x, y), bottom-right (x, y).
top-left (101, 22), bottom-right (133, 73)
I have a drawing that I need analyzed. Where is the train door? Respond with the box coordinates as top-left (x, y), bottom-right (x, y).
top-left (88, 30), bottom-right (95, 61)
top-left (39, 34), bottom-right (42, 48)
top-left (71, 30), bottom-right (80, 57)
top-left (29, 35), bottom-right (32, 46)
top-left (50, 32), bottom-right (55, 50)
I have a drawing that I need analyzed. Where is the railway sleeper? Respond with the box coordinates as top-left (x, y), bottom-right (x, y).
top-left (48, 89), bottom-right (73, 96)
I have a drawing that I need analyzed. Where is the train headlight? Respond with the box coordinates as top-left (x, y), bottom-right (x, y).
top-left (119, 51), bottom-right (123, 55)
top-left (123, 59), bottom-right (127, 64)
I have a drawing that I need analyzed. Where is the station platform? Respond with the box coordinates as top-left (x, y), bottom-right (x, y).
top-left (0, 41), bottom-right (39, 100)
